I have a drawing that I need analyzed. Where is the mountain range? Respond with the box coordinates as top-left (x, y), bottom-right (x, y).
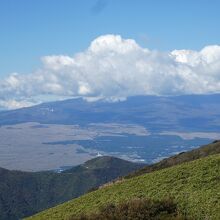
top-left (1, 94), bottom-right (220, 171)
top-left (1, 94), bottom-right (220, 132)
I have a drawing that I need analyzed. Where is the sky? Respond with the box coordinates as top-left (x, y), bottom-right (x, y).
top-left (0, 0), bottom-right (220, 109)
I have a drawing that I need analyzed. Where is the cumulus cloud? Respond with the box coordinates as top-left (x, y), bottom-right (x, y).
top-left (0, 34), bottom-right (220, 109)
top-left (0, 99), bottom-right (33, 110)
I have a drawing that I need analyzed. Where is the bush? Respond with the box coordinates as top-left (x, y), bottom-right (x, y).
top-left (70, 197), bottom-right (187, 220)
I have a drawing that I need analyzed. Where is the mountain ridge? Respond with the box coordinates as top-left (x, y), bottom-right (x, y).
top-left (0, 156), bottom-right (142, 220)
top-left (1, 94), bottom-right (220, 132)
top-left (26, 141), bottom-right (220, 219)
top-left (27, 153), bottom-right (220, 220)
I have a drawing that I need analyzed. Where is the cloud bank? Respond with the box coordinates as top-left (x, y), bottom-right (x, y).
top-left (1, 34), bottom-right (220, 109)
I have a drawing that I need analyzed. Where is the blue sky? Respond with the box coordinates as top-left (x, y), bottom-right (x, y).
top-left (0, 0), bottom-right (220, 77)
top-left (0, 0), bottom-right (220, 109)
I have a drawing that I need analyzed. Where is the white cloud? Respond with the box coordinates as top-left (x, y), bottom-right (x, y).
top-left (0, 99), bottom-right (34, 110)
top-left (0, 34), bottom-right (220, 109)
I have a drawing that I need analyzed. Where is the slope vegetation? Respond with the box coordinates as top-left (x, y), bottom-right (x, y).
top-left (28, 154), bottom-right (220, 220)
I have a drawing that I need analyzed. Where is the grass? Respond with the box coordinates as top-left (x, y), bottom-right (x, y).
top-left (27, 154), bottom-right (220, 220)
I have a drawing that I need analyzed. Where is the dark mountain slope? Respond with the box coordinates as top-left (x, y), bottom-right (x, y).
top-left (0, 156), bottom-right (142, 220)
top-left (65, 156), bottom-right (143, 176)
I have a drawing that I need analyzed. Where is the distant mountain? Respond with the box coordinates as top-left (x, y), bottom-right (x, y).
top-left (1, 94), bottom-right (220, 171)
top-left (1, 94), bottom-right (220, 132)
top-left (0, 156), bottom-right (142, 220)
top-left (28, 149), bottom-right (220, 220)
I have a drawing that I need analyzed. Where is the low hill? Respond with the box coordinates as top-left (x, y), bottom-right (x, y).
top-left (27, 153), bottom-right (220, 220)
top-left (126, 140), bottom-right (220, 178)
top-left (0, 156), bottom-right (142, 220)
top-left (64, 156), bottom-right (143, 175)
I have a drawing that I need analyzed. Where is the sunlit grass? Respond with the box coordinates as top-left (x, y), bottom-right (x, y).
top-left (27, 154), bottom-right (220, 220)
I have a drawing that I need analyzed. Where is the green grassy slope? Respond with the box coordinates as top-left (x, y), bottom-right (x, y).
top-left (0, 156), bottom-right (142, 220)
top-left (28, 154), bottom-right (220, 220)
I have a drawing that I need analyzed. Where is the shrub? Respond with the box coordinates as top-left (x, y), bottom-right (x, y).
top-left (70, 197), bottom-right (187, 220)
